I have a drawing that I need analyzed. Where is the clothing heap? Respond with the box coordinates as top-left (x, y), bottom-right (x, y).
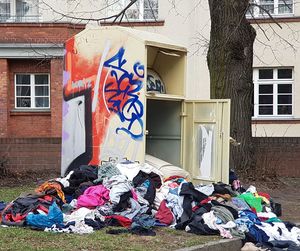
top-left (0, 162), bottom-right (299, 250)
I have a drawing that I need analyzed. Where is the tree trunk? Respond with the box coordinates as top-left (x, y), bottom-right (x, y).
top-left (207, 0), bottom-right (257, 177)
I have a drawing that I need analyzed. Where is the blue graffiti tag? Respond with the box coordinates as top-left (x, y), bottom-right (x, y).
top-left (104, 47), bottom-right (144, 140)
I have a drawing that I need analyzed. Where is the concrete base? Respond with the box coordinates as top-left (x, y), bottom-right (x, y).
top-left (176, 238), bottom-right (243, 251)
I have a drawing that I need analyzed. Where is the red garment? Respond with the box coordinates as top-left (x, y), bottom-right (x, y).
top-left (200, 197), bottom-right (212, 205)
top-left (259, 217), bottom-right (269, 222)
top-left (105, 215), bottom-right (132, 228)
top-left (155, 200), bottom-right (174, 225)
top-left (164, 176), bottom-right (185, 182)
top-left (258, 192), bottom-right (271, 201)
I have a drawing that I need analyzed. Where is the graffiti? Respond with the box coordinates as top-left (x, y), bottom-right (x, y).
top-left (61, 37), bottom-right (145, 175)
top-left (100, 124), bottom-right (141, 163)
top-left (71, 79), bottom-right (92, 89)
top-left (104, 48), bottom-right (144, 140)
top-left (146, 69), bottom-right (166, 94)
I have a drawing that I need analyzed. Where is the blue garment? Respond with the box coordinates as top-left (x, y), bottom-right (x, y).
top-left (26, 202), bottom-right (63, 229)
top-left (239, 210), bottom-right (262, 225)
top-left (0, 201), bottom-right (7, 212)
top-left (131, 214), bottom-right (156, 230)
top-left (232, 197), bottom-right (251, 211)
top-left (248, 225), bottom-right (270, 243)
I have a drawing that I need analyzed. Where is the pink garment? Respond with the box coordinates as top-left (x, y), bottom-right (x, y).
top-left (131, 189), bottom-right (138, 201)
top-left (77, 185), bottom-right (110, 208)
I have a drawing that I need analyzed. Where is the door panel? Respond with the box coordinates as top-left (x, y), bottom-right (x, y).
top-left (183, 100), bottom-right (230, 184)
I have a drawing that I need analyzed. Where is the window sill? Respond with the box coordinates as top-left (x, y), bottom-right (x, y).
top-left (248, 15), bottom-right (300, 24)
top-left (10, 109), bottom-right (51, 116)
top-left (100, 19), bottom-right (165, 27)
top-left (252, 117), bottom-right (300, 124)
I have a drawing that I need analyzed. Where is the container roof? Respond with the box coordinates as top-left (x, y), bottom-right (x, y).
top-left (84, 26), bottom-right (187, 52)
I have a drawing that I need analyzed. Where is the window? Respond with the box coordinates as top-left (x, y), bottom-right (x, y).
top-left (0, 0), bottom-right (39, 22)
top-left (15, 74), bottom-right (50, 109)
top-left (106, 0), bottom-right (158, 21)
top-left (253, 68), bottom-right (293, 118)
top-left (247, 0), bottom-right (293, 18)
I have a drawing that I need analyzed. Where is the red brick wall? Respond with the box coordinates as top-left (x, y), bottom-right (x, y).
top-left (0, 59), bottom-right (8, 137)
top-left (0, 24), bottom-right (85, 139)
top-left (8, 59), bottom-right (52, 137)
top-left (0, 138), bottom-right (61, 175)
top-left (50, 59), bottom-right (63, 137)
top-left (254, 137), bottom-right (300, 177)
top-left (0, 23), bottom-right (84, 43)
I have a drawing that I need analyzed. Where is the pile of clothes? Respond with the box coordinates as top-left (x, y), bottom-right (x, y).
top-left (0, 161), bottom-right (299, 250)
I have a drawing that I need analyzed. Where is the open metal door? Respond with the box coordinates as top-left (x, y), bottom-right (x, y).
top-left (182, 100), bottom-right (230, 184)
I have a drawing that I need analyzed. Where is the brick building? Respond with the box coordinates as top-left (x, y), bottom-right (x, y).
top-left (0, 23), bottom-right (85, 174)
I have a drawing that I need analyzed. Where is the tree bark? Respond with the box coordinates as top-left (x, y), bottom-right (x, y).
top-left (207, 0), bottom-right (257, 177)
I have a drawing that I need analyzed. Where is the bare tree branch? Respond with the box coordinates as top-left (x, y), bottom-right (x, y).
top-left (41, 0), bottom-right (139, 23)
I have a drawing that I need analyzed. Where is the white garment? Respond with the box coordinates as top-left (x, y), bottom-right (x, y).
top-left (256, 222), bottom-right (300, 245)
top-left (202, 211), bottom-right (233, 239)
top-left (103, 175), bottom-right (132, 204)
top-left (116, 162), bottom-right (163, 181)
top-left (246, 185), bottom-right (257, 194)
top-left (257, 212), bottom-right (277, 219)
top-left (63, 207), bottom-right (96, 224)
top-left (166, 193), bottom-right (184, 220)
top-left (56, 171), bottom-right (74, 187)
top-left (69, 221), bottom-right (94, 234)
top-left (195, 184), bottom-right (215, 196)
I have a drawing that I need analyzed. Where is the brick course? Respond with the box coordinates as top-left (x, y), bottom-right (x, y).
top-left (0, 137), bottom-right (61, 174)
top-left (254, 137), bottom-right (300, 177)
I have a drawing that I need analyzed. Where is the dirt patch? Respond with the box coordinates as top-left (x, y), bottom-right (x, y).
top-left (0, 169), bottom-right (60, 187)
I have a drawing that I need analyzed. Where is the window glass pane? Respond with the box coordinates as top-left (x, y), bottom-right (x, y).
top-left (125, 0), bottom-right (140, 20)
top-left (144, 0), bottom-right (158, 19)
top-left (247, 5), bottom-right (255, 16)
top-left (35, 97), bottom-right (49, 107)
top-left (16, 86), bottom-right (31, 96)
top-left (16, 74), bottom-right (30, 85)
top-left (278, 0), bottom-right (293, 14)
top-left (259, 0), bottom-right (274, 15)
top-left (278, 68), bottom-right (292, 79)
top-left (278, 84), bottom-right (292, 93)
top-left (259, 95), bottom-right (273, 104)
top-left (259, 84), bottom-right (273, 94)
top-left (16, 97), bottom-right (31, 107)
top-left (0, 0), bottom-right (10, 21)
top-left (35, 75), bottom-right (48, 85)
top-left (278, 95), bottom-right (292, 104)
top-left (259, 69), bottom-right (273, 79)
top-left (278, 105), bottom-right (292, 115)
top-left (259, 106), bottom-right (273, 115)
top-left (16, 0), bottom-right (39, 21)
top-left (35, 86), bottom-right (49, 96)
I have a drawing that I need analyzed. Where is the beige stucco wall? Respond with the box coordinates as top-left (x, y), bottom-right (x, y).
top-left (39, 0), bottom-right (300, 137)
top-left (252, 20), bottom-right (300, 136)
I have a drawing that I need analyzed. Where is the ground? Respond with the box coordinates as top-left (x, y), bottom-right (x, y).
top-left (241, 177), bottom-right (300, 224)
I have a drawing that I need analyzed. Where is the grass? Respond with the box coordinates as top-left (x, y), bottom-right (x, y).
top-left (0, 186), bottom-right (221, 251)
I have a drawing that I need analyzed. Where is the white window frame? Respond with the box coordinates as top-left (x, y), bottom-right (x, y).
top-left (107, 0), bottom-right (158, 21)
top-left (247, 0), bottom-right (294, 18)
top-left (14, 73), bottom-right (50, 110)
top-left (253, 68), bottom-right (294, 118)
